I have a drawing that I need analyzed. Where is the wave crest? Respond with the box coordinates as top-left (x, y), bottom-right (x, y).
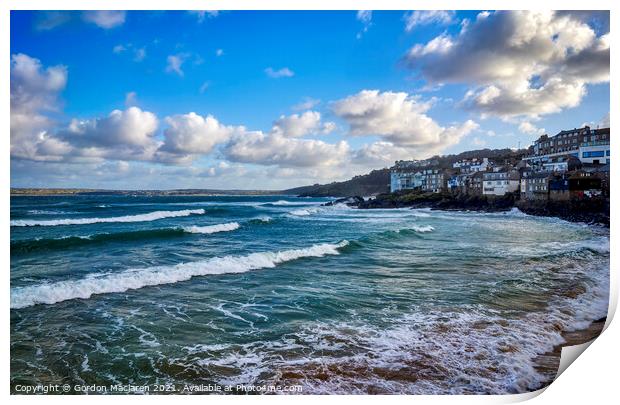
top-left (10, 209), bottom-right (205, 227)
top-left (183, 222), bottom-right (240, 234)
top-left (10, 240), bottom-right (349, 309)
top-left (288, 208), bottom-right (320, 216)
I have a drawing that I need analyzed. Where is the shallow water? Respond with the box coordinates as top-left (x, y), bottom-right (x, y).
top-left (10, 195), bottom-right (609, 394)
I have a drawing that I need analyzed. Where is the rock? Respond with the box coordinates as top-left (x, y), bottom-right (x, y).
top-left (323, 196), bottom-right (365, 207)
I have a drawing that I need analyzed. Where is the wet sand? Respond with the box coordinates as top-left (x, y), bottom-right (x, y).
top-left (533, 317), bottom-right (606, 389)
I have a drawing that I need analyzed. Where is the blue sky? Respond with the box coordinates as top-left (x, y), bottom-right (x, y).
top-left (10, 10), bottom-right (610, 189)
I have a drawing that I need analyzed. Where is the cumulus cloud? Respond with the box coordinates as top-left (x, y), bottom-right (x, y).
top-left (223, 131), bottom-right (350, 168)
top-left (159, 113), bottom-right (235, 156)
top-left (350, 142), bottom-right (415, 166)
top-left (403, 11), bottom-right (610, 119)
top-left (270, 111), bottom-right (336, 137)
top-left (55, 107), bottom-right (160, 161)
top-left (265, 67), bottom-right (295, 78)
top-left (404, 10), bottom-right (455, 32)
top-left (10, 54), bottom-right (68, 160)
top-left (82, 11), bottom-right (126, 29)
top-left (331, 90), bottom-right (478, 153)
top-left (518, 121), bottom-right (546, 136)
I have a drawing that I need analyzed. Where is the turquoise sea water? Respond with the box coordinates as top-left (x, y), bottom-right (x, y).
top-left (10, 195), bottom-right (609, 394)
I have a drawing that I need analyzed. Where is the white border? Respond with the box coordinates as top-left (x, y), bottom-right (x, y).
top-left (3, 1), bottom-right (617, 404)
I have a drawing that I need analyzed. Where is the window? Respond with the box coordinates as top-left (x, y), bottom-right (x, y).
top-left (583, 151), bottom-right (605, 158)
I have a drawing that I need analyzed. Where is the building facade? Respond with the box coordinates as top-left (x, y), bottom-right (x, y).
top-left (522, 172), bottom-right (552, 200)
top-left (483, 170), bottom-right (520, 196)
top-left (390, 167), bottom-right (446, 193)
top-left (452, 157), bottom-right (492, 173)
top-left (578, 128), bottom-right (610, 164)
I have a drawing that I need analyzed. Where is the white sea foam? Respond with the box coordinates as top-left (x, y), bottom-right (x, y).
top-left (402, 225), bottom-right (434, 233)
top-left (254, 216), bottom-right (272, 223)
top-left (183, 222), bottom-right (240, 234)
top-left (541, 236), bottom-right (610, 255)
top-left (10, 240), bottom-right (349, 309)
top-left (288, 207), bottom-right (320, 216)
top-left (10, 209), bottom-right (205, 227)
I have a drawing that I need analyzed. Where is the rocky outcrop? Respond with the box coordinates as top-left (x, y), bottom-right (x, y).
top-left (322, 196), bottom-right (365, 207)
top-left (516, 199), bottom-right (609, 226)
top-left (328, 191), bottom-right (609, 227)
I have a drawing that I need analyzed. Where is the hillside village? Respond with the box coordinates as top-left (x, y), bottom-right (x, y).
top-left (389, 125), bottom-right (610, 202)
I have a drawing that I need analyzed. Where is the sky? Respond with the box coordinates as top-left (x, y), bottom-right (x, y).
top-left (10, 10), bottom-right (610, 190)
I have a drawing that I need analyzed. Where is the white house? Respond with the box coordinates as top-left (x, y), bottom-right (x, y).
top-left (483, 171), bottom-right (520, 196)
top-left (452, 157), bottom-right (491, 173)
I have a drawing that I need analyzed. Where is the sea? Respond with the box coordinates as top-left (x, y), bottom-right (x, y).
top-left (10, 194), bottom-right (610, 394)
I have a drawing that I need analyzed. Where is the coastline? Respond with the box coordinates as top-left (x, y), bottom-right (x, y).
top-left (533, 317), bottom-right (606, 390)
top-left (330, 192), bottom-right (610, 227)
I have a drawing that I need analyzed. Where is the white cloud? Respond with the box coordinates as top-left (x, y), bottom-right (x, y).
top-left (403, 11), bottom-right (610, 119)
top-left (133, 48), bottom-right (146, 62)
top-left (404, 11), bottom-right (455, 32)
top-left (113, 43), bottom-right (147, 62)
top-left (224, 131), bottom-right (350, 168)
top-left (125, 91), bottom-right (138, 107)
top-left (292, 97), bottom-right (320, 111)
top-left (189, 10), bottom-right (220, 23)
top-left (166, 54), bottom-right (187, 77)
top-left (331, 90), bottom-right (478, 155)
top-left (34, 11), bottom-right (127, 31)
top-left (350, 141), bottom-right (415, 166)
top-left (265, 67), bottom-right (295, 78)
top-left (159, 113), bottom-right (234, 156)
top-left (82, 11), bottom-right (126, 29)
top-left (56, 107), bottom-right (160, 161)
top-left (199, 82), bottom-right (210, 94)
top-left (215, 49), bottom-right (224, 57)
top-left (356, 10), bottom-right (372, 39)
top-left (270, 111), bottom-right (336, 137)
top-left (356, 10), bottom-right (372, 24)
top-left (10, 54), bottom-right (68, 161)
top-left (113, 44), bottom-right (127, 54)
top-left (35, 11), bottom-right (72, 31)
top-left (518, 121), bottom-right (546, 136)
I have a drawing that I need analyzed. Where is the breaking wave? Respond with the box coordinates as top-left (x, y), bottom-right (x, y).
top-left (12, 221), bottom-right (245, 253)
top-left (10, 209), bottom-right (206, 227)
top-left (288, 207), bottom-right (320, 216)
top-left (10, 240), bottom-right (349, 309)
top-left (183, 222), bottom-right (240, 234)
top-left (401, 225), bottom-right (434, 233)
